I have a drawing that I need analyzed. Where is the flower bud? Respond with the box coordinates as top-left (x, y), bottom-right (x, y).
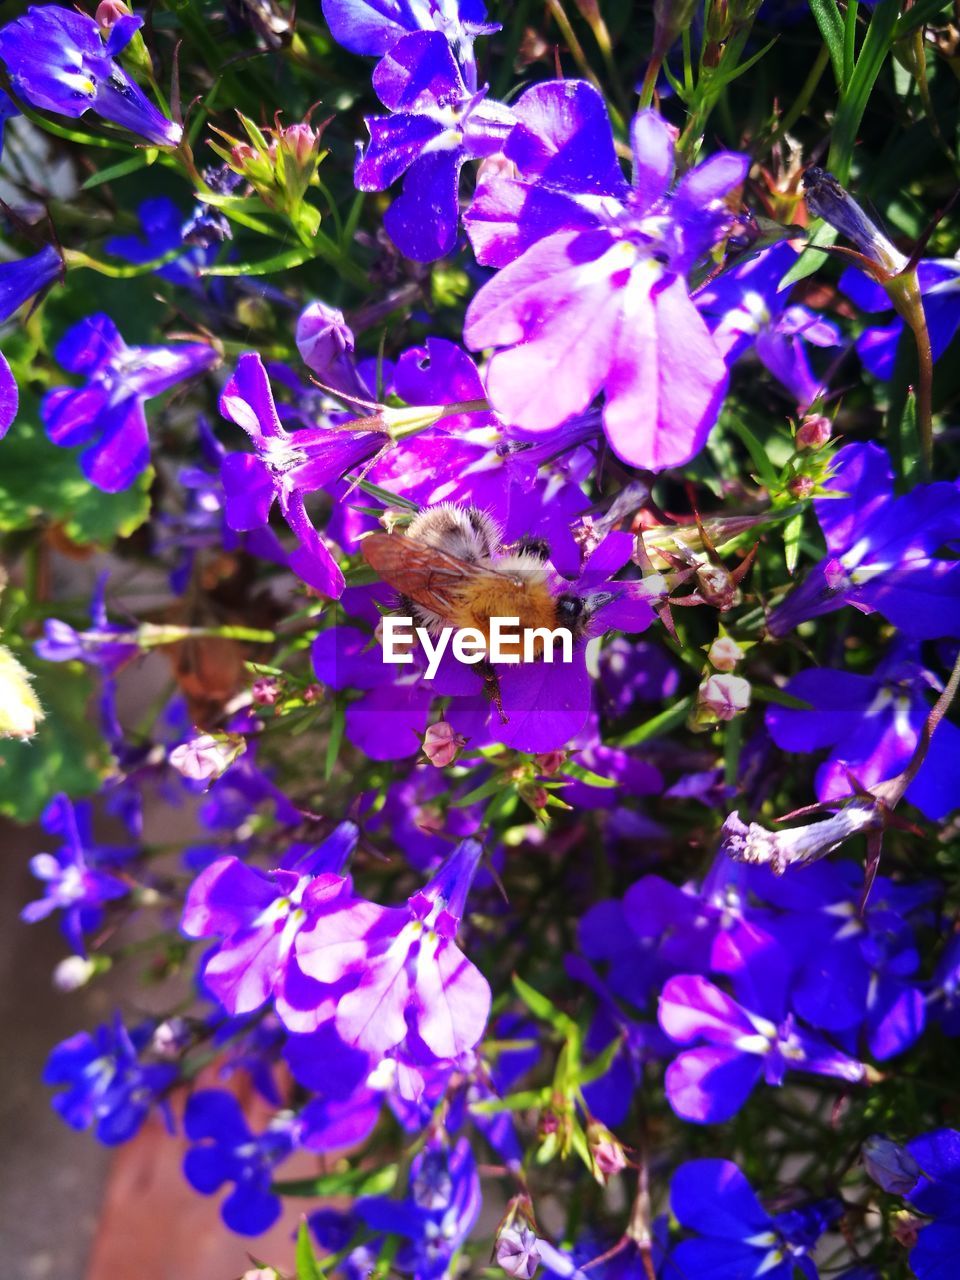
top-left (95, 0), bottom-right (131, 27)
top-left (251, 676), bottom-right (280, 706)
top-left (707, 635), bottom-right (744, 672)
top-left (151, 1017), bottom-right (191, 1058)
top-left (802, 168), bottom-right (908, 276)
top-left (423, 720), bottom-right (467, 768)
top-left (587, 1121), bottom-right (628, 1179)
top-left (0, 646), bottom-right (44, 738)
top-left (534, 750), bottom-right (566, 776)
top-left (52, 955), bottom-right (98, 992)
top-left (795, 413), bottom-right (832, 450)
top-left (654, 0), bottom-right (699, 58)
top-left (169, 733), bottom-right (243, 782)
top-left (697, 673), bottom-right (751, 723)
top-left (862, 1135), bottom-right (921, 1195)
top-left (788, 475), bottom-right (816, 499)
top-left (296, 301), bottom-right (355, 375)
top-left (495, 1223), bottom-right (541, 1279)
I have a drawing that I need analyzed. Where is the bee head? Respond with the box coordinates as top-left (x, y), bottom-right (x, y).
top-left (555, 590), bottom-right (615, 641)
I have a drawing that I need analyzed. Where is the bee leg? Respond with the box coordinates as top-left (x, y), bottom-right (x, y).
top-left (480, 662), bottom-right (508, 723)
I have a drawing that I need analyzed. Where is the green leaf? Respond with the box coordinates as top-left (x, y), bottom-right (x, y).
top-left (828, 0), bottom-right (901, 182)
top-left (751, 684), bottom-right (814, 710)
top-left (273, 1165), bottom-right (397, 1198)
top-left (808, 0), bottom-right (845, 83)
top-left (296, 1220), bottom-right (325, 1280)
top-left (0, 408), bottom-right (151, 544)
top-left (896, 389), bottom-right (923, 487)
top-left (80, 151), bottom-right (157, 190)
top-left (894, 0), bottom-right (951, 38)
top-left (726, 419), bottom-right (780, 490)
top-left (613, 695), bottom-right (693, 747)
top-left (0, 660), bottom-right (107, 821)
top-left (199, 244), bottom-right (321, 277)
top-left (783, 511), bottom-right (804, 576)
top-left (512, 974), bottom-right (578, 1037)
top-left (576, 1035), bottom-right (623, 1087)
top-left (778, 220), bottom-right (839, 288)
top-left (560, 762), bottom-right (618, 789)
top-left (468, 1088), bottom-right (548, 1116)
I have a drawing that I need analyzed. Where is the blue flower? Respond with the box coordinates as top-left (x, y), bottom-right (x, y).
top-left (669, 1158), bottom-right (841, 1279)
top-left (0, 243), bottom-right (62, 438)
top-left (354, 30), bottom-right (514, 261)
top-left (21, 794), bottom-right (134, 953)
top-left (35, 572), bottom-right (140, 674)
top-left (42, 313), bottom-right (218, 491)
top-left (0, 5), bottom-right (181, 147)
top-left (698, 242), bottom-right (841, 407)
top-left (841, 259), bottom-right (960, 381)
top-left (182, 1089), bottom-right (298, 1234)
top-left (900, 1129), bottom-right (960, 1280)
top-left (44, 1014), bottom-right (176, 1144)
top-left (768, 442), bottom-right (960, 640)
top-left (105, 196), bottom-right (218, 290)
top-left (320, 0), bottom-right (496, 91)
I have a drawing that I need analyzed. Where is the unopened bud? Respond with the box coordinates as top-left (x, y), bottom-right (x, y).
top-left (251, 676), bottom-right (280, 706)
top-left (95, 0), bottom-right (131, 26)
top-left (534, 750), bottom-right (566, 775)
top-left (423, 720), bottom-right (467, 768)
top-left (803, 168), bottom-right (908, 276)
top-left (788, 475), bottom-right (816, 499)
top-left (707, 635), bottom-right (744, 672)
top-left (654, 0), bottom-right (698, 58)
top-left (862, 1136), bottom-right (921, 1195)
top-left (587, 1121), bottom-right (628, 1179)
top-left (697, 673), bottom-right (751, 723)
top-left (169, 733), bottom-right (243, 782)
top-left (495, 1223), bottom-right (541, 1280)
top-left (0, 646), bottom-right (44, 738)
top-left (151, 1017), bottom-right (191, 1058)
top-left (795, 413), bottom-right (832, 450)
top-left (296, 301), bottom-right (355, 375)
top-left (52, 955), bottom-right (97, 992)
top-left (278, 122), bottom-right (321, 169)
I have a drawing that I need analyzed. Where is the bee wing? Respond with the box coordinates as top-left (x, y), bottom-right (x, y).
top-left (362, 533), bottom-right (504, 615)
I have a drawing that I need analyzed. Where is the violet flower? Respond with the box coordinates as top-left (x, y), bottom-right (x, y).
top-left (698, 242), bottom-right (841, 407)
top-left (34, 572), bottom-right (140, 674)
top-left (181, 823), bottom-right (359, 1030)
top-left (900, 1129), bottom-right (960, 1280)
top-left (183, 1089), bottom-right (297, 1235)
top-left (658, 936), bottom-right (866, 1123)
top-left (463, 89), bottom-right (748, 469)
top-left (354, 30), bottom-right (514, 261)
top-left (44, 1014), bottom-right (176, 1144)
top-left (746, 860), bottom-right (933, 1060)
top-left (219, 352), bottom-right (383, 595)
top-left (21, 794), bottom-right (133, 954)
top-left (0, 242), bottom-right (62, 438)
top-left (42, 313), bottom-right (218, 491)
top-left (352, 1137), bottom-right (482, 1278)
top-left (295, 839), bottom-right (491, 1067)
top-left (840, 259), bottom-right (960, 381)
top-left (766, 642), bottom-right (960, 821)
top-left (670, 1158), bottom-right (841, 1280)
top-left (768, 442), bottom-right (960, 639)
top-left (0, 6), bottom-right (182, 147)
top-left (105, 196), bottom-right (218, 290)
top-left (321, 0), bottom-right (495, 90)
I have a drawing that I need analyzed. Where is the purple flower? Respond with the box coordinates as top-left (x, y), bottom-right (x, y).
top-left (219, 352), bottom-right (382, 595)
top-left (0, 243), bottom-right (62, 438)
top-left (744, 861), bottom-right (932, 1061)
top-left (43, 1014), bottom-right (176, 1144)
top-left (463, 90), bottom-right (748, 469)
top-left (768, 442), bottom-right (960, 639)
top-left (295, 839), bottom-right (491, 1068)
top-left (698, 242), bottom-right (841, 407)
top-left (320, 0), bottom-right (494, 90)
top-left (105, 196), bottom-right (217, 289)
top-left (42, 313), bottom-right (217, 491)
top-left (841, 259), bottom-right (960, 380)
top-left (21, 794), bottom-right (133, 954)
top-left (183, 1089), bottom-right (297, 1235)
top-left (658, 935), bottom-right (866, 1123)
top-left (670, 1158), bottom-right (841, 1280)
top-left (0, 6), bottom-right (181, 147)
top-left (765, 643), bottom-right (960, 820)
top-left (354, 30), bottom-right (514, 261)
top-left (901, 1129), bottom-right (960, 1280)
top-left (34, 572), bottom-right (140, 674)
top-left (352, 1137), bottom-right (481, 1278)
top-left (181, 824), bottom-right (358, 1029)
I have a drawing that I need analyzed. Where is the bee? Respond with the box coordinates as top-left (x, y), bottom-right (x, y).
top-left (361, 503), bottom-right (614, 654)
